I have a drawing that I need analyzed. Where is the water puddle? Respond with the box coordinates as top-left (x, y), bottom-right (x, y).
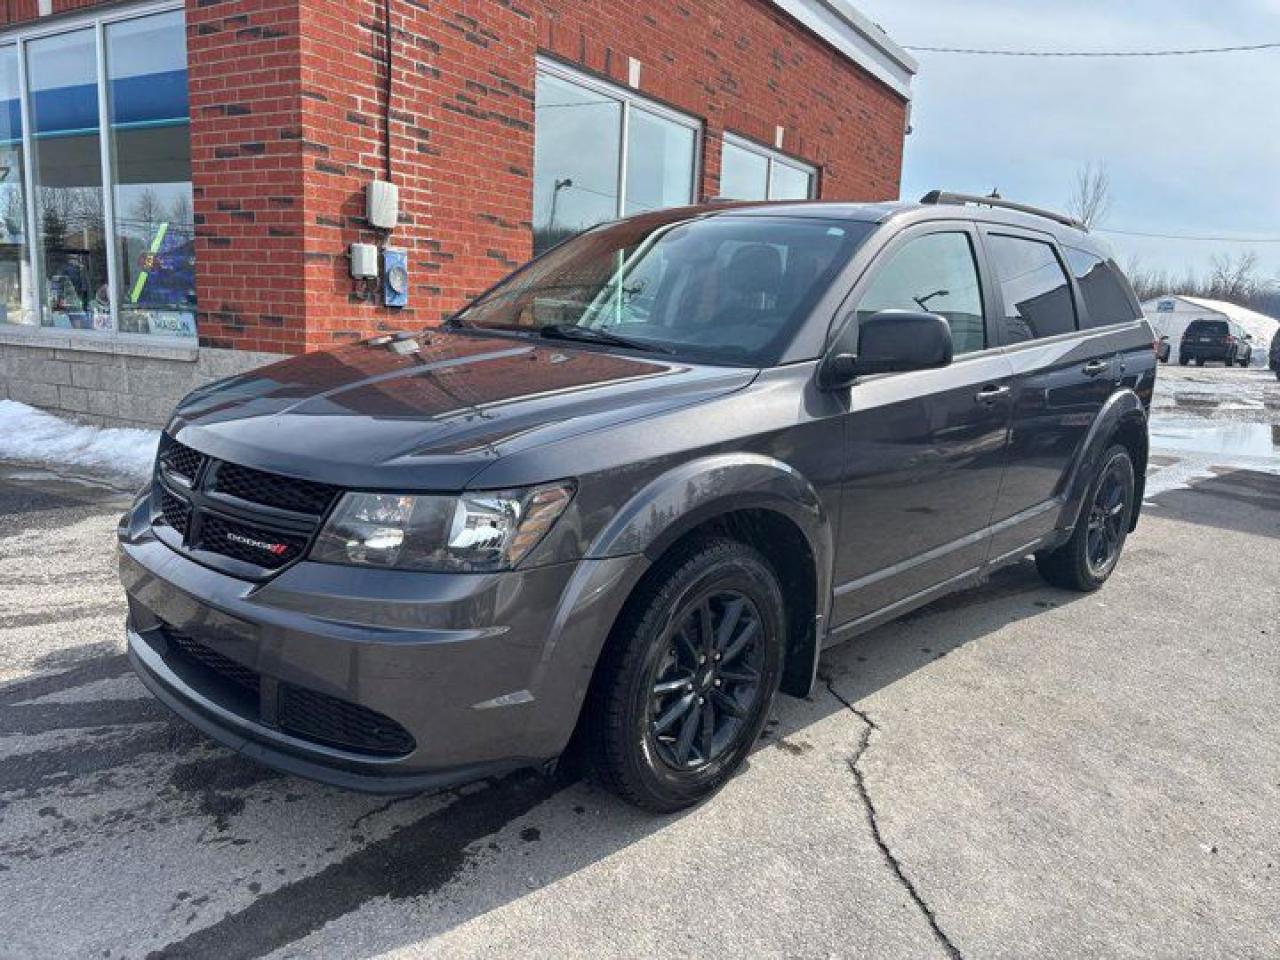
top-left (1150, 418), bottom-right (1280, 458)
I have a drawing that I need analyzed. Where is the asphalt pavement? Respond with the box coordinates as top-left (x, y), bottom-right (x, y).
top-left (0, 364), bottom-right (1277, 959)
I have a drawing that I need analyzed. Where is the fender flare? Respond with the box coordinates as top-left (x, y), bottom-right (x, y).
top-left (587, 453), bottom-right (834, 697)
top-left (1056, 388), bottom-right (1149, 533)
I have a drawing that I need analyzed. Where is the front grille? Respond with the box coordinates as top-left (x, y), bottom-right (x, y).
top-left (158, 437), bottom-right (204, 484)
top-left (279, 683), bottom-right (416, 757)
top-left (195, 513), bottom-right (306, 569)
top-left (158, 488), bottom-right (191, 538)
top-left (157, 624), bottom-right (415, 758)
top-left (151, 433), bottom-right (338, 578)
top-left (212, 462), bottom-right (337, 516)
top-left (165, 626), bottom-right (260, 697)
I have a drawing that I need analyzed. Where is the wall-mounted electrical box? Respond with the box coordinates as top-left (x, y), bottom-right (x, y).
top-left (383, 248), bottom-right (408, 308)
top-left (349, 242), bottom-right (378, 279)
top-left (367, 180), bottom-right (399, 230)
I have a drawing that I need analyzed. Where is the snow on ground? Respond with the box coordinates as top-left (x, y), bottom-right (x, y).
top-left (0, 399), bottom-right (158, 486)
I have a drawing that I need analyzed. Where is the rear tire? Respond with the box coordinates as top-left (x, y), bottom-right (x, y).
top-left (587, 537), bottom-right (785, 812)
top-left (1179, 357), bottom-right (1189, 366)
top-left (1196, 359), bottom-right (1205, 367)
top-left (1036, 445), bottom-right (1135, 592)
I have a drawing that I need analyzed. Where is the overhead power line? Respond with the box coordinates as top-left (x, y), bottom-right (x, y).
top-left (1096, 227), bottom-right (1280, 243)
top-left (903, 41), bottom-right (1280, 57)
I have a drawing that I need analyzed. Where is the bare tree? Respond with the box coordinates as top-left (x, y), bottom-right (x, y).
top-left (1205, 251), bottom-right (1260, 303)
top-left (1067, 162), bottom-right (1112, 228)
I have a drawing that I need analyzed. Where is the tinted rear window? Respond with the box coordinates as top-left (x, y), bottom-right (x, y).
top-left (1064, 248), bottom-right (1139, 328)
top-left (986, 234), bottom-right (1077, 343)
top-left (1185, 320), bottom-right (1228, 336)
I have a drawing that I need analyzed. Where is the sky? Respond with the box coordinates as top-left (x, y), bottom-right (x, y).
top-left (856, 0), bottom-right (1280, 282)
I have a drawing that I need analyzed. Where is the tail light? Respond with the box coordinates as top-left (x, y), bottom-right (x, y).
top-left (1151, 339), bottom-right (1160, 355)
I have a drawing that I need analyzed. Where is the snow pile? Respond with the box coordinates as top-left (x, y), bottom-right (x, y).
top-left (0, 399), bottom-right (159, 485)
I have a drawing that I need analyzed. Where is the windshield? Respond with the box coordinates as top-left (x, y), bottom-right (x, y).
top-left (450, 211), bottom-right (873, 365)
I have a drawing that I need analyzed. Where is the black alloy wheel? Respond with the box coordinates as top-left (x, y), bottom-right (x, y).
top-left (588, 538), bottom-right (785, 812)
top-left (647, 589), bottom-right (765, 771)
top-left (1036, 444), bottom-right (1135, 592)
top-left (1084, 459), bottom-right (1129, 579)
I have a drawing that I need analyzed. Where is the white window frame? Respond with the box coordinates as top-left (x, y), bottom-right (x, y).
top-left (721, 132), bottom-right (818, 201)
top-left (0, 0), bottom-right (192, 350)
top-left (535, 56), bottom-right (703, 221)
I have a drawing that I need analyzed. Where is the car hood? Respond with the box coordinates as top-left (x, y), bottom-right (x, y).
top-left (169, 330), bottom-right (756, 489)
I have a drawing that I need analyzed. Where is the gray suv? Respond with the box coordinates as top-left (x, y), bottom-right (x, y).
top-left (118, 194), bottom-right (1155, 811)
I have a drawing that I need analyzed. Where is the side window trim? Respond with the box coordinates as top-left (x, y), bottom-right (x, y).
top-left (826, 221), bottom-right (999, 357)
top-left (977, 223), bottom-right (1083, 347)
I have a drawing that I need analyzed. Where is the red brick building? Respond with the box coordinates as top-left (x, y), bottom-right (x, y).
top-left (0, 0), bottom-right (914, 425)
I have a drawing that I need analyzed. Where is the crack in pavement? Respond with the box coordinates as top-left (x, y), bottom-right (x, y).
top-left (822, 673), bottom-right (964, 960)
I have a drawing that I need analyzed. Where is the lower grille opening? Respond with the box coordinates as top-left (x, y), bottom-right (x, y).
top-left (278, 683), bottom-right (416, 757)
top-left (156, 624), bottom-right (415, 759)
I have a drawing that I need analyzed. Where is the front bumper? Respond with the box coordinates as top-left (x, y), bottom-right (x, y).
top-left (118, 500), bottom-right (646, 793)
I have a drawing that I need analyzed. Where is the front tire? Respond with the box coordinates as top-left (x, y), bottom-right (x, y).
top-left (588, 538), bottom-right (785, 812)
top-left (1036, 445), bottom-right (1135, 592)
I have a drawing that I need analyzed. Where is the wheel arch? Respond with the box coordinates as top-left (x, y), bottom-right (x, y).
top-left (586, 454), bottom-right (834, 698)
top-left (1057, 389), bottom-right (1149, 534)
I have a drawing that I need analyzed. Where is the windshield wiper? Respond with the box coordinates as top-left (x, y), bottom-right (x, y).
top-left (537, 324), bottom-right (673, 355)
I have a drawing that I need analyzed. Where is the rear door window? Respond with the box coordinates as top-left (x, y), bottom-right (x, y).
top-left (1063, 248), bottom-right (1139, 328)
top-left (986, 234), bottom-right (1077, 343)
top-left (854, 232), bottom-right (986, 355)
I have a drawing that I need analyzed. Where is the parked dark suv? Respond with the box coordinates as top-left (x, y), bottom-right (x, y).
top-left (1179, 318), bottom-right (1249, 367)
top-left (118, 193), bottom-right (1154, 812)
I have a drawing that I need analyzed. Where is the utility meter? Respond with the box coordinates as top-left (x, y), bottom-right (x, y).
top-left (382, 248), bottom-right (408, 308)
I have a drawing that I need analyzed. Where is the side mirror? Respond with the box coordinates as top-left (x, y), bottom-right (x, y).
top-left (819, 310), bottom-right (954, 390)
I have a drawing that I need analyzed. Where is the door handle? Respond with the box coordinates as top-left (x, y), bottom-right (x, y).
top-left (1082, 360), bottom-right (1110, 376)
top-left (974, 384), bottom-right (1010, 405)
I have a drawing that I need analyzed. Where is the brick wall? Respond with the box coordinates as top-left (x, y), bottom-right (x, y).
top-left (1, 0), bottom-right (908, 360)
top-left (285, 0), bottom-right (907, 352)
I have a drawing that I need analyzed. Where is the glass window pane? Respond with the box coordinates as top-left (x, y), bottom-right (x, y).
top-left (856, 233), bottom-right (986, 355)
top-left (532, 73), bottom-right (621, 255)
top-left (769, 160), bottom-right (812, 200)
top-left (0, 46), bottom-right (33, 327)
top-left (1064, 247), bottom-right (1137, 328)
top-left (27, 28), bottom-right (110, 332)
top-left (623, 108), bottom-right (694, 216)
top-left (719, 141), bottom-right (767, 200)
top-left (987, 234), bottom-right (1077, 343)
top-left (107, 11), bottom-right (196, 338)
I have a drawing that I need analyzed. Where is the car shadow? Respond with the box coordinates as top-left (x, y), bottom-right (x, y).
top-left (1145, 468), bottom-right (1280, 540)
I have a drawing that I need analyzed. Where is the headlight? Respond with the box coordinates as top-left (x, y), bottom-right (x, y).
top-left (309, 481), bottom-right (574, 572)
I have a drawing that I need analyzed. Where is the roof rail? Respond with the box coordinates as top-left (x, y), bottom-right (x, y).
top-left (919, 190), bottom-right (1086, 231)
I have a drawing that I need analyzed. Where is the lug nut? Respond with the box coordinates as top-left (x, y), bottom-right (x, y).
top-left (714, 679), bottom-right (722, 687)
top-left (684, 683), bottom-right (693, 692)
top-left (698, 696), bottom-right (705, 705)
top-left (698, 655), bottom-right (706, 665)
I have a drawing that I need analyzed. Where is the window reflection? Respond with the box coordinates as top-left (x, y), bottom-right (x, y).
top-left (769, 161), bottom-right (811, 201)
top-left (532, 65), bottom-right (698, 256)
top-left (719, 141), bottom-right (767, 200)
top-left (27, 28), bottom-right (110, 332)
top-left (532, 73), bottom-right (621, 254)
top-left (107, 11), bottom-right (195, 337)
top-left (624, 108), bottom-right (694, 216)
top-left (0, 46), bottom-right (32, 326)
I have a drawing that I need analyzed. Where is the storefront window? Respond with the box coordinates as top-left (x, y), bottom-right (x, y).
top-left (623, 108), bottom-right (695, 216)
top-left (719, 140), bottom-right (768, 200)
top-left (0, 45), bottom-right (32, 327)
top-left (533, 72), bottom-right (621, 253)
top-left (106, 11), bottom-right (195, 338)
top-left (532, 61), bottom-right (699, 255)
top-left (720, 135), bottom-right (817, 202)
top-left (0, 7), bottom-right (193, 339)
top-left (27, 28), bottom-right (110, 332)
